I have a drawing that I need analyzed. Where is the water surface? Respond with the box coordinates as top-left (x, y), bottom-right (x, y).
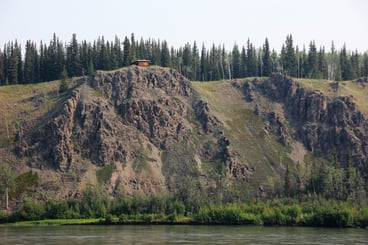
top-left (1, 225), bottom-right (367, 244)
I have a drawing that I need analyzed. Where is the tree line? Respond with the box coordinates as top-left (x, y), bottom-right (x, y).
top-left (0, 33), bottom-right (367, 85)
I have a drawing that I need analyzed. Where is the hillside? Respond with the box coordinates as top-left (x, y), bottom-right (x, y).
top-left (1, 66), bottom-right (368, 208)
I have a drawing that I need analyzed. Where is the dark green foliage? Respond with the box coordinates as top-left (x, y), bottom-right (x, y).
top-left (363, 53), bottom-right (368, 77)
top-left (245, 39), bottom-right (258, 77)
top-left (79, 184), bottom-right (108, 218)
top-left (13, 171), bottom-right (38, 197)
top-left (161, 40), bottom-right (171, 67)
top-left (307, 41), bottom-right (319, 78)
top-left (262, 38), bottom-right (272, 76)
top-left (23, 40), bottom-right (39, 84)
top-left (18, 198), bottom-right (46, 221)
top-left (96, 164), bottom-right (114, 183)
top-left (281, 35), bottom-right (297, 77)
top-left (0, 33), bottom-right (366, 86)
top-left (232, 44), bottom-right (241, 78)
top-left (3, 191), bottom-right (368, 227)
top-left (66, 33), bottom-right (82, 77)
top-left (59, 67), bottom-right (69, 93)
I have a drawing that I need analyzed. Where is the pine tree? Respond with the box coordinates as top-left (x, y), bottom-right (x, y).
top-left (231, 43), bottom-right (241, 78)
top-left (122, 36), bottom-right (131, 66)
top-left (8, 41), bottom-right (19, 84)
top-left (66, 34), bottom-right (81, 76)
top-left (16, 42), bottom-right (23, 83)
top-left (113, 36), bottom-right (123, 68)
top-left (363, 53), bottom-right (368, 77)
top-left (200, 44), bottom-right (207, 81)
top-left (161, 40), bottom-right (171, 67)
top-left (318, 47), bottom-right (327, 79)
top-left (191, 41), bottom-right (200, 80)
top-left (340, 44), bottom-right (351, 80)
top-left (350, 50), bottom-right (360, 79)
top-left (262, 38), bottom-right (271, 76)
top-left (39, 42), bottom-right (47, 82)
top-left (97, 36), bottom-right (110, 70)
top-left (0, 48), bottom-right (5, 85)
top-left (307, 41), bottom-right (318, 78)
top-left (246, 39), bottom-right (257, 77)
top-left (130, 33), bottom-right (137, 62)
top-left (24, 40), bottom-right (38, 83)
top-left (59, 66), bottom-right (70, 93)
top-left (282, 35), bottom-right (297, 77)
top-left (182, 43), bottom-right (192, 79)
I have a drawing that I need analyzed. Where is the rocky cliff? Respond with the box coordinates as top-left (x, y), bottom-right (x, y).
top-left (16, 66), bottom-right (249, 200)
top-left (4, 68), bottom-right (368, 202)
top-left (243, 74), bottom-right (368, 170)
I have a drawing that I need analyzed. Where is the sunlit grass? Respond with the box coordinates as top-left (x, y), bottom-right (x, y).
top-left (14, 218), bottom-right (100, 226)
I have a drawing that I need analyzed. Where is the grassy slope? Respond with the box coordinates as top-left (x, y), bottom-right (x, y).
top-left (0, 81), bottom-right (60, 147)
top-left (192, 77), bottom-right (368, 191)
top-left (192, 80), bottom-right (290, 190)
top-left (1, 75), bottom-right (367, 193)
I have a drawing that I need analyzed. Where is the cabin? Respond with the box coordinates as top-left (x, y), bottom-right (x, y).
top-left (130, 59), bottom-right (151, 67)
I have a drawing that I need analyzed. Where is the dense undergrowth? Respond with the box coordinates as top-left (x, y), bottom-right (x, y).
top-left (1, 196), bottom-right (368, 228)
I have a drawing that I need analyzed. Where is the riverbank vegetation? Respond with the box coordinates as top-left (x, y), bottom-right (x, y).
top-left (1, 195), bottom-right (368, 228)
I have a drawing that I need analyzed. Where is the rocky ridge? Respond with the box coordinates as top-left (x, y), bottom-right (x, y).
top-left (244, 74), bottom-right (368, 170)
top-left (18, 66), bottom-right (249, 199)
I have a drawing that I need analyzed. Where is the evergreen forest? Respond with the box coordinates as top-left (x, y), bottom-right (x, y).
top-left (1, 33), bottom-right (368, 86)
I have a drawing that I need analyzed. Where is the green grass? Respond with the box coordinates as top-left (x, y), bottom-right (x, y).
top-left (193, 80), bottom-right (289, 189)
top-left (0, 80), bottom-right (60, 147)
top-left (14, 218), bottom-right (100, 225)
top-left (96, 164), bottom-right (115, 183)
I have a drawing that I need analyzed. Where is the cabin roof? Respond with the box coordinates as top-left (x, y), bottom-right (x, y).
top-left (130, 59), bottom-right (151, 65)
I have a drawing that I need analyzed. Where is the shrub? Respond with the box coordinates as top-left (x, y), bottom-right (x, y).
top-left (357, 208), bottom-right (368, 227)
top-left (18, 198), bottom-right (45, 221)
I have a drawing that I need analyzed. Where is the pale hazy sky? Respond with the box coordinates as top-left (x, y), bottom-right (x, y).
top-left (1, 0), bottom-right (367, 52)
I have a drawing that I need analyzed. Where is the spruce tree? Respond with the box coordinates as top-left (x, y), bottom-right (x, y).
top-left (130, 33), bottom-right (137, 62)
top-left (8, 41), bottom-right (19, 84)
top-left (59, 66), bottom-right (69, 93)
top-left (307, 41), bottom-right (318, 78)
top-left (340, 44), bottom-right (351, 80)
top-left (161, 40), bottom-right (171, 67)
top-left (122, 36), bottom-right (131, 66)
top-left (363, 53), bottom-right (368, 77)
top-left (0, 48), bottom-right (5, 85)
top-left (231, 43), bottom-right (241, 78)
top-left (282, 35), bottom-right (297, 77)
top-left (191, 41), bottom-right (200, 80)
top-left (66, 34), bottom-right (82, 76)
top-left (246, 39), bottom-right (257, 77)
top-left (318, 47), bottom-right (327, 79)
top-left (200, 44), bottom-right (207, 81)
top-left (262, 38), bottom-right (271, 76)
top-left (24, 40), bottom-right (36, 83)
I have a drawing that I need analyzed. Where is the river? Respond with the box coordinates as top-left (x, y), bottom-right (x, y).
top-left (1, 225), bottom-right (367, 244)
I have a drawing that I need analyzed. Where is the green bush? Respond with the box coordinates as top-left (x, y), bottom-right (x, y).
top-left (18, 198), bottom-right (45, 221)
top-left (0, 211), bottom-right (16, 223)
top-left (357, 208), bottom-right (368, 227)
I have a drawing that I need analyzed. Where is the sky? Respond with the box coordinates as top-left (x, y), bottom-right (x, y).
top-left (1, 0), bottom-right (367, 53)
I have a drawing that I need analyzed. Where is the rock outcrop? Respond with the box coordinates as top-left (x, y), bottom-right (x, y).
top-left (19, 66), bottom-right (249, 198)
top-left (244, 74), bottom-right (368, 170)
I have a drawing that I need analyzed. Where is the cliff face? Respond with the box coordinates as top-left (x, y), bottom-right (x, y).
top-left (244, 74), bottom-right (368, 169)
top-left (18, 66), bottom-right (249, 199)
top-left (9, 69), bottom-right (368, 201)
